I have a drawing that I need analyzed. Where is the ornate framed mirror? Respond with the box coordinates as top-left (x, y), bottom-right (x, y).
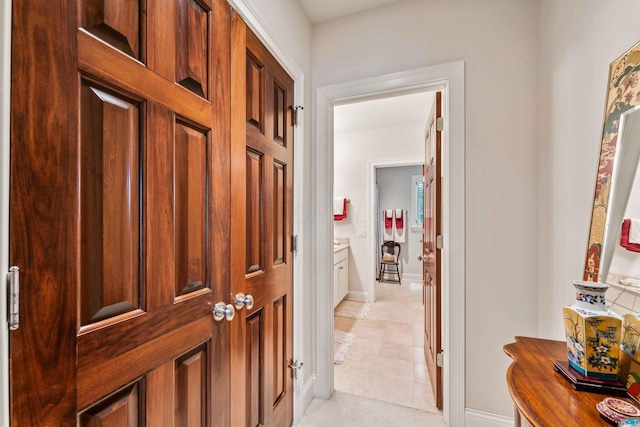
top-left (585, 41), bottom-right (640, 283)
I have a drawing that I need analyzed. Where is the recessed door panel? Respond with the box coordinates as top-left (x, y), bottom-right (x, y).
top-left (175, 346), bottom-right (207, 426)
top-left (81, 0), bottom-right (141, 58)
top-left (174, 122), bottom-right (208, 297)
top-left (273, 296), bottom-right (285, 406)
top-left (175, 0), bottom-right (209, 98)
top-left (246, 150), bottom-right (263, 274)
top-left (80, 82), bottom-right (141, 326)
top-left (273, 162), bottom-right (285, 266)
top-left (246, 55), bottom-right (263, 131)
top-left (79, 383), bottom-right (140, 427)
top-left (246, 312), bottom-right (263, 427)
top-left (273, 82), bottom-right (285, 146)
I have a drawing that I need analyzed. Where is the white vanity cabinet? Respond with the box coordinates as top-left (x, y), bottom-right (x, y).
top-left (333, 247), bottom-right (349, 308)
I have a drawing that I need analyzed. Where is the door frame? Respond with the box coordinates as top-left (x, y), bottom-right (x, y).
top-left (368, 157), bottom-right (425, 302)
top-left (314, 61), bottom-right (465, 426)
top-left (0, 0), bottom-right (11, 425)
top-left (226, 0), bottom-right (307, 423)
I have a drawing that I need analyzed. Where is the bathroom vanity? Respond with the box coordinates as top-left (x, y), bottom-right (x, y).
top-left (333, 244), bottom-right (349, 308)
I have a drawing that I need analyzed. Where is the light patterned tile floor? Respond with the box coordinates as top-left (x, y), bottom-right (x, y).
top-left (333, 281), bottom-right (441, 414)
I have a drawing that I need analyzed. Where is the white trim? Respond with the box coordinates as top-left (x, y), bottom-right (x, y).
top-left (223, 1), bottom-right (307, 424)
top-left (0, 0), bottom-right (10, 425)
top-left (345, 291), bottom-right (369, 302)
top-left (368, 157), bottom-right (424, 302)
top-left (314, 61), bottom-right (466, 426)
top-left (465, 409), bottom-right (514, 427)
top-left (296, 374), bottom-right (316, 425)
top-left (402, 273), bottom-right (423, 282)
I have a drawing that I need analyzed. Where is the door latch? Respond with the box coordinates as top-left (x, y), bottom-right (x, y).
top-left (7, 266), bottom-right (19, 330)
top-left (436, 351), bottom-right (444, 368)
top-left (288, 360), bottom-right (303, 379)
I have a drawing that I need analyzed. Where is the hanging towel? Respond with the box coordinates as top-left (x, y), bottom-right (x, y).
top-left (621, 219), bottom-right (640, 252)
top-left (393, 209), bottom-right (406, 243)
top-left (382, 210), bottom-right (394, 241)
top-left (630, 218), bottom-right (640, 244)
top-left (333, 198), bottom-right (348, 221)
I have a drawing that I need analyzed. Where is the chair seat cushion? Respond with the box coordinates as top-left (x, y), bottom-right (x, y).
top-left (382, 254), bottom-right (396, 262)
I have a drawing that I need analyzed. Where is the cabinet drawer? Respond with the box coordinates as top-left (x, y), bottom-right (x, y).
top-left (333, 248), bottom-right (348, 264)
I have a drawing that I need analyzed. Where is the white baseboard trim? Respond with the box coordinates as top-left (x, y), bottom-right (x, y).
top-left (465, 409), bottom-right (514, 427)
top-left (346, 291), bottom-right (369, 302)
top-left (402, 273), bottom-right (423, 282)
top-left (301, 374), bottom-right (316, 413)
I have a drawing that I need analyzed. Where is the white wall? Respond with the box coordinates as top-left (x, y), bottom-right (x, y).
top-left (334, 123), bottom-right (425, 298)
top-left (314, 0), bottom-right (539, 418)
top-left (376, 165), bottom-right (423, 278)
top-left (537, 0), bottom-right (640, 341)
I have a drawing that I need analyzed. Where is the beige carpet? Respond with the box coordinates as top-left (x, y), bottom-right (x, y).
top-left (334, 300), bottom-right (370, 319)
top-left (333, 330), bottom-right (356, 365)
top-left (297, 391), bottom-right (445, 426)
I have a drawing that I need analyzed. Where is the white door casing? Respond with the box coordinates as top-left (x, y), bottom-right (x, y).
top-left (314, 61), bottom-right (465, 426)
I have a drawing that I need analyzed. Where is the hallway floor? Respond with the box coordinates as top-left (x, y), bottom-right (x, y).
top-left (333, 280), bottom-right (441, 413)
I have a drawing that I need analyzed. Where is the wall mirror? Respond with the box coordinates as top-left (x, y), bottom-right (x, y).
top-left (585, 41), bottom-right (640, 285)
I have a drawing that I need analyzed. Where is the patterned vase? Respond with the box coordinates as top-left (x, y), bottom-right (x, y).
top-left (563, 280), bottom-right (622, 381)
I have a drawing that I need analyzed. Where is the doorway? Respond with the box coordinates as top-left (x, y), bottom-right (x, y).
top-left (314, 62), bottom-right (466, 426)
top-left (331, 93), bottom-right (436, 410)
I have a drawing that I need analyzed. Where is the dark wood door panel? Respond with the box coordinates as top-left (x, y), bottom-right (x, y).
top-left (10, 0), bottom-right (232, 425)
top-left (231, 13), bottom-right (294, 427)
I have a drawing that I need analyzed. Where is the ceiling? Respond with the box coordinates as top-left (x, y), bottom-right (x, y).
top-left (298, 0), bottom-right (403, 24)
top-left (334, 91), bottom-right (435, 134)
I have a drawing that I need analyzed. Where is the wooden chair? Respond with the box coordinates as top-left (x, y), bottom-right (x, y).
top-left (379, 240), bottom-right (401, 284)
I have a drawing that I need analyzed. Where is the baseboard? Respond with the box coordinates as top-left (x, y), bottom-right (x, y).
top-left (302, 374), bottom-right (316, 412)
top-left (346, 291), bottom-right (369, 302)
top-left (465, 409), bottom-right (514, 427)
top-left (402, 273), bottom-right (423, 282)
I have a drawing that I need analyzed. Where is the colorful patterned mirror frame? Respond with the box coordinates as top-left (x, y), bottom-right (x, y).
top-left (585, 41), bottom-right (640, 282)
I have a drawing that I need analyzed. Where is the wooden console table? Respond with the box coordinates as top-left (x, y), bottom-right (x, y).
top-left (504, 336), bottom-right (612, 426)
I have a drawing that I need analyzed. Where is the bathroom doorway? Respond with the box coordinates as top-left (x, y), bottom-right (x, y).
top-left (331, 92), bottom-right (440, 412)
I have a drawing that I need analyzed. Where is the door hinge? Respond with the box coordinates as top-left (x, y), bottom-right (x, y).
top-left (436, 234), bottom-right (444, 250)
top-left (7, 266), bottom-right (19, 330)
top-left (292, 105), bottom-right (304, 126)
top-left (288, 360), bottom-right (303, 379)
top-left (292, 234), bottom-right (298, 254)
top-left (436, 351), bottom-right (444, 368)
top-left (436, 116), bottom-right (444, 132)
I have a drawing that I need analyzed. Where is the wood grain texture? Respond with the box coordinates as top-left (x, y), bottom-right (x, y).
top-left (174, 122), bottom-right (207, 297)
top-left (81, 0), bottom-right (140, 58)
top-left (207, 2), bottom-right (232, 425)
top-left (11, 0), bottom-right (232, 425)
top-left (230, 14), bottom-right (294, 427)
top-left (175, 346), bottom-right (207, 426)
top-left (505, 337), bottom-right (611, 427)
top-left (80, 82), bottom-right (140, 325)
top-left (176, 0), bottom-right (209, 98)
top-left (80, 383), bottom-right (140, 427)
top-left (10, 0), bottom-right (79, 424)
top-left (423, 91), bottom-right (443, 410)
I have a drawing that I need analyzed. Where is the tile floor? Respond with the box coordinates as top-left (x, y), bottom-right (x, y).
top-left (333, 280), bottom-right (441, 414)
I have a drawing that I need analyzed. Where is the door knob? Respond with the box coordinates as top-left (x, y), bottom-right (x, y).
top-left (213, 302), bottom-right (235, 322)
top-left (418, 254), bottom-right (425, 262)
top-left (234, 293), bottom-right (255, 310)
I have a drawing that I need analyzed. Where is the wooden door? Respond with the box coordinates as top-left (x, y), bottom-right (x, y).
top-left (10, 0), bottom-right (231, 425)
top-left (423, 92), bottom-right (443, 410)
top-left (230, 14), bottom-right (295, 427)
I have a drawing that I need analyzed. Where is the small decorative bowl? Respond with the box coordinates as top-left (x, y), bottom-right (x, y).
top-left (603, 397), bottom-right (640, 417)
top-left (597, 401), bottom-right (627, 425)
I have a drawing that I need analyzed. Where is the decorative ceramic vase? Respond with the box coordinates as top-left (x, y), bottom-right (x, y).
top-left (563, 280), bottom-right (622, 381)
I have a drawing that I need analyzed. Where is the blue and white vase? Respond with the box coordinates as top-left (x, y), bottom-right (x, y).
top-left (563, 280), bottom-right (622, 381)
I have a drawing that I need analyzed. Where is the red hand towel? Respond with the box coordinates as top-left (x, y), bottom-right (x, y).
top-left (384, 210), bottom-right (393, 229)
top-left (334, 199), bottom-right (348, 221)
top-left (395, 210), bottom-right (404, 229)
top-left (621, 219), bottom-right (640, 252)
